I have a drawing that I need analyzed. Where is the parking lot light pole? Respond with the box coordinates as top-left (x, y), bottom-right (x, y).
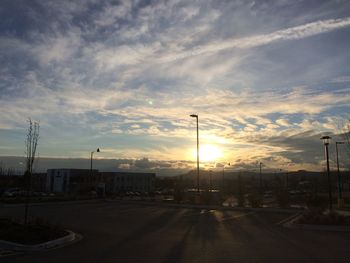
top-left (209, 170), bottom-right (213, 191)
top-left (222, 162), bottom-right (230, 193)
top-left (321, 136), bottom-right (332, 210)
top-left (259, 162), bottom-right (262, 194)
top-left (190, 114), bottom-right (199, 193)
top-left (336, 141), bottom-right (345, 207)
top-left (90, 148), bottom-right (100, 179)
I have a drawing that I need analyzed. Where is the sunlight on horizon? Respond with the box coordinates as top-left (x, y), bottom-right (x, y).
top-left (191, 144), bottom-right (223, 163)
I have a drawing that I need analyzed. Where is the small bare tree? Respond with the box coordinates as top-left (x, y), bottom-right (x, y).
top-left (0, 161), bottom-right (4, 176)
top-left (24, 118), bottom-right (40, 224)
top-left (344, 119), bottom-right (350, 146)
top-left (341, 119), bottom-right (350, 163)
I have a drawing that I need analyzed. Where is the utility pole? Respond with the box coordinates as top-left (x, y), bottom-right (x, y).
top-left (321, 136), bottom-right (332, 210)
top-left (190, 114), bottom-right (200, 193)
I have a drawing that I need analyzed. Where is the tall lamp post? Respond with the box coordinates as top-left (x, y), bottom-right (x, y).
top-left (190, 114), bottom-right (200, 193)
top-left (222, 162), bottom-right (230, 193)
top-left (90, 148), bottom-right (100, 179)
top-left (321, 136), bottom-right (332, 210)
top-left (259, 162), bottom-right (262, 194)
top-left (209, 170), bottom-right (213, 191)
top-left (336, 141), bottom-right (345, 207)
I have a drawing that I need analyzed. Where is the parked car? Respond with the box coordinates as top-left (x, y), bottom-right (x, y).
top-left (2, 188), bottom-right (22, 197)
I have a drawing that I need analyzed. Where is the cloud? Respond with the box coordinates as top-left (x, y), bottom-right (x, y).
top-left (94, 1), bottom-right (132, 27)
top-left (276, 119), bottom-right (290, 127)
top-left (134, 157), bottom-right (171, 169)
top-left (159, 17), bottom-right (350, 63)
top-left (32, 32), bottom-right (82, 65)
top-left (330, 76), bottom-right (350, 83)
top-left (1, 0), bottom-right (350, 172)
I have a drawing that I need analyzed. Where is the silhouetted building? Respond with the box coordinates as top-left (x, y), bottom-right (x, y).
top-left (46, 169), bottom-right (156, 193)
top-left (103, 172), bottom-right (156, 193)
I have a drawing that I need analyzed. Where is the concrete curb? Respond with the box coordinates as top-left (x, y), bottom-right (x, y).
top-left (0, 230), bottom-right (78, 252)
top-left (283, 214), bottom-right (350, 232)
top-left (105, 199), bottom-right (303, 214)
top-left (1, 199), bottom-right (101, 208)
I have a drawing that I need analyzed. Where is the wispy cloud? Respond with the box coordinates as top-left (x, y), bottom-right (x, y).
top-left (160, 17), bottom-right (350, 62)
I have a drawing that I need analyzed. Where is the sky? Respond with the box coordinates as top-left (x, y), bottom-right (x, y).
top-left (0, 0), bottom-right (350, 173)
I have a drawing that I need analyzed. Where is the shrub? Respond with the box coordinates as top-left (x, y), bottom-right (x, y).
top-left (298, 210), bottom-right (349, 226)
top-left (247, 193), bottom-right (262, 208)
top-left (306, 194), bottom-right (327, 213)
top-left (276, 190), bottom-right (290, 208)
top-left (236, 192), bottom-right (245, 207)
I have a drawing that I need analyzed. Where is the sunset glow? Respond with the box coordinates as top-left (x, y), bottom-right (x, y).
top-left (191, 144), bottom-right (223, 163)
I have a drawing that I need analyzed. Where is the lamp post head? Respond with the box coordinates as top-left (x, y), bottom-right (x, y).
top-left (336, 141), bottom-right (345, 145)
top-left (321, 136), bottom-right (331, 145)
top-left (190, 114), bottom-right (198, 118)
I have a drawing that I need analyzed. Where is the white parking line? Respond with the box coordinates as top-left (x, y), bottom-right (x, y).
top-left (219, 211), bottom-right (255, 222)
top-left (0, 250), bottom-right (21, 258)
top-left (276, 213), bottom-right (301, 225)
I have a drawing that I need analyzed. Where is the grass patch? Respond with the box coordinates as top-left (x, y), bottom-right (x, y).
top-left (0, 218), bottom-right (67, 245)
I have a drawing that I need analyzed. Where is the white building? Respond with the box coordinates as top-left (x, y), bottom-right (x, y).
top-left (46, 169), bottom-right (97, 193)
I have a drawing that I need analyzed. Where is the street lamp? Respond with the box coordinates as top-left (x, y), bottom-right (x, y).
top-left (209, 170), bottom-right (213, 191)
top-left (321, 136), bottom-right (332, 210)
top-left (336, 141), bottom-right (345, 207)
top-left (190, 114), bottom-right (200, 193)
top-left (259, 162), bottom-right (262, 194)
top-left (90, 148), bottom-right (100, 178)
top-left (222, 162), bottom-right (230, 193)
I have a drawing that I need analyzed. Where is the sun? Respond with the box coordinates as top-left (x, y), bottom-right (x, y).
top-left (192, 144), bottom-right (223, 162)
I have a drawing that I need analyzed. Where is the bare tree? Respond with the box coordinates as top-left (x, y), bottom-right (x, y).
top-left (24, 118), bottom-right (40, 224)
top-left (0, 161), bottom-right (4, 176)
top-left (344, 119), bottom-right (350, 146)
top-left (0, 162), bottom-right (16, 177)
top-left (341, 119), bottom-right (350, 164)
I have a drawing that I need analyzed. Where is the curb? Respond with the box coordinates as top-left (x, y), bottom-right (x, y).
top-left (1, 199), bottom-right (101, 208)
top-left (105, 199), bottom-right (303, 214)
top-left (0, 230), bottom-right (79, 252)
top-left (283, 215), bottom-right (350, 232)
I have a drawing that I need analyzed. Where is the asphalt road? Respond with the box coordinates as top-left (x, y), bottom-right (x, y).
top-left (1, 201), bottom-right (350, 263)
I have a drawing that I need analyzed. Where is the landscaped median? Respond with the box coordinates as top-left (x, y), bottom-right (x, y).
top-left (282, 210), bottom-right (350, 232)
top-left (0, 218), bottom-right (80, 252)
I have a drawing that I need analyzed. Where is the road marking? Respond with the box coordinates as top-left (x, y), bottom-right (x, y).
top-left (0, 250), bottom-right (22, 258)
top-left (200, 209), bottom-right (217, 214)
top-left (218, 211), bottom-right (255, 222)
top-left (276, 213), bottom-right (301, 225)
